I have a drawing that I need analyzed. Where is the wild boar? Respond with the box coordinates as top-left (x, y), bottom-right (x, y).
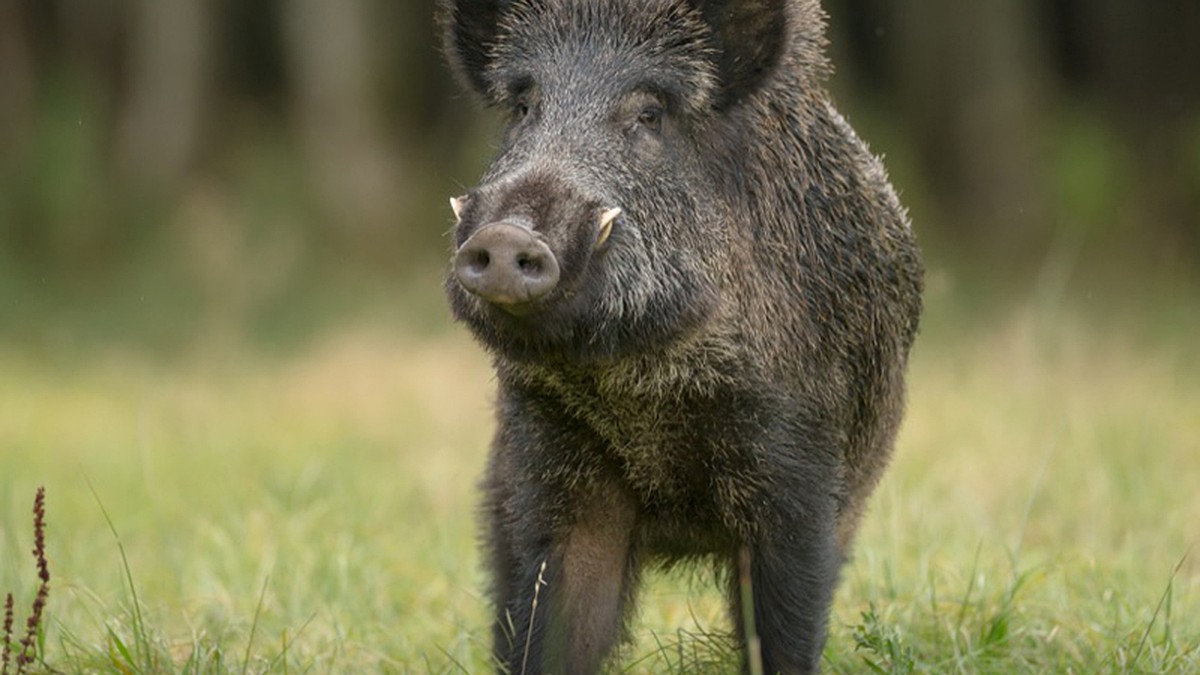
top-left (439, 0), bottom-right (923, 672)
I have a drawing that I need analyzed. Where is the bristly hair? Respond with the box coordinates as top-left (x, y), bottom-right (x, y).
top-left (440, 0), bottom-right (833, 113)
top-left (485, 0), bottom-right (719, 115)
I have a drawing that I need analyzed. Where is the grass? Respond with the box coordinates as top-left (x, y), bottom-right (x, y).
top-left (1, 287), bottom-right (1198, 673)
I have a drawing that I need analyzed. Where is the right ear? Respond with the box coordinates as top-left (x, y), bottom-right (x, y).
top-left (692, 0), bottom-right (790, 109)
top-left (439, 0), bottom-right (511, 100)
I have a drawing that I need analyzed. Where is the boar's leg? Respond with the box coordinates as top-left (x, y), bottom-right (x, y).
top-left (728, 512), bottom-right (841, 675)
top-left (479, 452), bottom-right (524, 665)
top-left (483, 453), bottom-right (639, 674)
top-left (738, 530), bottom-right (841, 674)
top-left (547, 484), bottom-right (639, 673)
top-left (719, 434), bottom-right (843, 674)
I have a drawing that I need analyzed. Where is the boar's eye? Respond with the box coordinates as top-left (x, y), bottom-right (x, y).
top-left (508, 80), bottom-right (536, 123)
top-left (636, 105), bottom-right (664, 133)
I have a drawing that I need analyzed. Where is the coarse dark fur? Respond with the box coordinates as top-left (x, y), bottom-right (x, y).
top-left (438, 0), bottom-right (923, 672)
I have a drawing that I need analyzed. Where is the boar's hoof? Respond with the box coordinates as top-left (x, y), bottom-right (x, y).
top-left (454, 222), bottom-right (561, 311)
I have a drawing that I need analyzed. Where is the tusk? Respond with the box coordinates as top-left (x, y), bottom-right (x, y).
top-left (595, 207), bottom-right (622, 249)
top-left (450, 195), bottom-right (468, 220)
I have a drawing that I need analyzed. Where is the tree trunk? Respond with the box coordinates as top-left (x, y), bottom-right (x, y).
top-left (282, 0), bottom-right (405, 250)
top-left (0, 0), bottom-right (35, 165)
top-left (116, 0), bottom-right (212, 189)
top-left (894, 0), bottom-right (1050, 258)
top-left (1084, 0), bottom-right (1200, 261)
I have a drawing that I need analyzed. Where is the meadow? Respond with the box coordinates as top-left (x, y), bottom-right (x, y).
top-left (1, 278), bottom-right (1198, 673)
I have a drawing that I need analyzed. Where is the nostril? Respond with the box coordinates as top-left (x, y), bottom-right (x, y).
top-left (467, 249), bottom-right (491, 273)
top-left (516, 253), bottom-right (541, 274)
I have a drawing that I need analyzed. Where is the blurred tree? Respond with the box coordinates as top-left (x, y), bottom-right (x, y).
top-left (282, 0), bottom-right (406, 251)
top-left (1081, 0), bottom-right (1200, 258)
top-left (117, 0), bottom-right (212, 188)
top-left (896, 0), bottom-right (1050, 257)
top-left (0, 0), bottom-right (35, 164)
top-left (1, 0), bottom-right (1198, 334)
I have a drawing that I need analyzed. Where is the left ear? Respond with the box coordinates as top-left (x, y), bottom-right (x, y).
top-left (438, 0), bottom-right (512, 101)
top-left (692, 0), bottom-right (789, 109)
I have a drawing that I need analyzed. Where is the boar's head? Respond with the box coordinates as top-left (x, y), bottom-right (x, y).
top-left (441, 0), bottom-right (799, 364)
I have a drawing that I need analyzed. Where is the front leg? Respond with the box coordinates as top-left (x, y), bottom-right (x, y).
top-left (730, 514), bottom-right (841, 675)
top-left (714, 407), bottom-right (845, 674)
top-left (482, 397), bottom-right (640, 674)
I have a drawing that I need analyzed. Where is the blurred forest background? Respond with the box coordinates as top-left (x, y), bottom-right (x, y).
top-left (1, 0), bottom-right (1198, 354)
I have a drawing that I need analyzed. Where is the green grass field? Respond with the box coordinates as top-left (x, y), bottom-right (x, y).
top-left (2, 287), bottom-right (1198, 673)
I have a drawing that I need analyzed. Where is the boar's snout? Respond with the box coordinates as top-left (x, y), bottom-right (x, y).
top-left (454, 222), bottom-right (561, 311)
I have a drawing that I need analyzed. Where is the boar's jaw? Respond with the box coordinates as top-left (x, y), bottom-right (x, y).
top-left (450, 205), bottom-right (620, 316)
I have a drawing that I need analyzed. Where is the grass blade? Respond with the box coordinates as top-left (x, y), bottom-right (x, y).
top-left (87, 478), bottom-right (150, 672)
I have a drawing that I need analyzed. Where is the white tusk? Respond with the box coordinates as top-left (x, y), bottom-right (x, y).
top-left (450, 195), bottom-right (468, 220)
top-left (595, 207), bottom-right (622, 249)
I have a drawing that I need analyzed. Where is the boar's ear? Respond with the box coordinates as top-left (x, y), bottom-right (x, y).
top-left (693, 0), bottom-right (788, 108)
top-left (439, 0), bottom-right (511, 100)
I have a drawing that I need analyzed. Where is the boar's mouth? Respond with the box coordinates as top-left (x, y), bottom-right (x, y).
top-left (443, 195), bottom-right (721, 364)
top-left (450, 203), bottom-right (623, 315)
